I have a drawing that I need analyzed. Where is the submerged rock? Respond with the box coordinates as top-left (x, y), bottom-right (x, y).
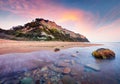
top-left (92, 48), bottom-right (115, 59)
top-left (71, 54), bottom-right (77, 57)
top-left (85, 64), bottom-right (100, 71)
top-left (61, 76), bottom-right (76, 84)
top-left (20, 77), bottom-right (34, 84)
top-left (63, 67), bottom-right (71, 74)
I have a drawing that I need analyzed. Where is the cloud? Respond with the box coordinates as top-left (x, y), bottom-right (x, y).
top-left (0, 0), bottom-right (96, 29)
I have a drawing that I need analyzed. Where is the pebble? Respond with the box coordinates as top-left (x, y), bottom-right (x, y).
top-left (41, 66), bottom-right (48, 72)
top-left (76, 51), bottom-right (79, 53)
top-left (56, 61), bottom-right (69, 67)
top-left (20, 77), bottom-right (34, 84)
top-left (71, 60), bottom-right (75, 65)
top-left (47, 80), bottom-right (52, 84)
top-left (61, 75), bottom-right (76, 84)
top-left (64, 60), bottom-right (71, 63)
top-left (24, 72), bottom-right (31, 77)
top-left (48, 64), bottom-right (62, 72)
top-left (71, 54), bottom-right (77, 57)
top-left (63, 67), bottom-right (71, 74)
top-left (40, 76), bottom-right (46, 84)
top-left (54, 48), bottom-right (60, 52)
top-left (85, 64), bottom-right (100, 71)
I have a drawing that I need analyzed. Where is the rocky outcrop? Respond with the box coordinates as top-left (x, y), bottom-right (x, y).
top-left (92, 48), bottom-right (115, 59)
top-left (0, 18), bottom-right (89, 42)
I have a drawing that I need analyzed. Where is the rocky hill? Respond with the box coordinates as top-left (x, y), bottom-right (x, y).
top-left (0, 18), bottom-right (89, 42)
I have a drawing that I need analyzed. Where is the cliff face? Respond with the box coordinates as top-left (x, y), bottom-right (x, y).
top-left (0, 18), bottom-right (89, 42)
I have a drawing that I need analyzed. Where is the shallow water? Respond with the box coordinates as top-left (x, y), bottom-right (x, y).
top-left (0, 43), bottom-right (120, 84)
top-left (65, 43), bottom-right (120, 84)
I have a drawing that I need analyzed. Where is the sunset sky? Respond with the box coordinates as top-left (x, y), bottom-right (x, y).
top-left (0, 0), bottom-right (120, 42)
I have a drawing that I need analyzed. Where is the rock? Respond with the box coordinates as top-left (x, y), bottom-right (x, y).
top-left (63, 67), bottom-right (71, 74)
top-left (71, 54), bottom-right (77, 57)
top-left (35, 80), bottom-right (40, 84)
top-left (85, 64), bottom-right (100, 71)
top-left (41, 66), bottom-right (48, 72)
top-left (47, 80), bottom-right (52, 84)
top-left (64, 60), bottom-right (71, 63)
top-left (58, 80), bottom-right (63, 84)
top-left (43, 73), bottom-right (48, 77)
top-left (54, 48), bottom-right (60, 52)
top-left (92, 48), bottom-right (115, 59)
top-left (40, 76), bottom-right (46, 84)
top-left (48, 64), bottom-right (63, 72)
top-left (20, 77), bottom-right (34, 84)
top-left (24, 72), bottom-right (31, 77)
top-left (71, 60), bottom-right (75, 65)
top-left (61, 76), bottom-right (76, 84)
top-left (76, 51), bottom-right (79, 53)
top-left (57, 61), bottom-right (69, 67)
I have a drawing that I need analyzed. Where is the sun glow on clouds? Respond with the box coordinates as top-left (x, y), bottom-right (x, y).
top-left (0, 0), bottom-right (120, 42)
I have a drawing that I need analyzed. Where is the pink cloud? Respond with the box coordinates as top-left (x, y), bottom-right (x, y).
top-left (0, 0), bottom-right (96, 30)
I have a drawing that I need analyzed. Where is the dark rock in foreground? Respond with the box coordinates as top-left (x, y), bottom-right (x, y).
top-left (92, 48), bottom-right (115, 59)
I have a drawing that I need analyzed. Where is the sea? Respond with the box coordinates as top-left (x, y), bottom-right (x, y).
top-left (68, 42), bottom-right (120, 84)
top-left (0, 42), bottom-right (120, 84)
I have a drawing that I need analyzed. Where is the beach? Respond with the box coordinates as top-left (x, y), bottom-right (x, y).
top-left (0, 40), bottom-right (120, 84)
top-left (0, 39), bottom-right (101, 55)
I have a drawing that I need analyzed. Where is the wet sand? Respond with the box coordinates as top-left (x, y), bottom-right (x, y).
top-left (0, 39), bottom-right (101, 55)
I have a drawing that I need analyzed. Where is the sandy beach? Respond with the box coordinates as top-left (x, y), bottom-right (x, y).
top-left (0, 39), bottom-right (101, 55)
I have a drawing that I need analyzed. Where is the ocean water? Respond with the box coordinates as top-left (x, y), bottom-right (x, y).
top-left (65, 42), bottom-right (120, 84)
top-left (0, 42), bottom-right (120, 84)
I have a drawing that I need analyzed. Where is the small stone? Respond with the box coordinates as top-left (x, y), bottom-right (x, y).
top-left (54, 48), bottom-right (60, 52)
top-left (64, 60), bottom-right (71, 63)
top-left (63, 67), bottom-right (71, 74)
top-left (85, 64), bottom-right (100, 71)
top-left (47, 80), bottom-right (52, 84)
top-left (41, 66), bottom-right (48, 72)
top-left (35, 80), bottom-right (40, 84)
top-left (58, 80), bottom-right (63, 84)
top-left (70, 72), bottom-right (77, 76)
top-left (61, 76), bottom-right (76, 84)
top-left (71, 54), bottom-right (77, 57)
top-left (57, 62), bottom-right (69, 67)
top-left (48, 64), bottom-right (62, 72)
top-left (43, 73), bottom-right (48, 77)
top-left (40, 76), bottom-right (46, 84)
top-left (76, 51), bottom-right (79, 53)
top-left (24, 72), bottom-right (31, 77)
top-left (71, 60), bottom-right (75, 65)
top-left (20, 77), bottom-right (34, 84)
top-left (48, 64), bottom-right (56, 70)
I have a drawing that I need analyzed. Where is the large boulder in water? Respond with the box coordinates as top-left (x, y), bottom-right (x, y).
top-left (92, 48), bottom-right (115, 59)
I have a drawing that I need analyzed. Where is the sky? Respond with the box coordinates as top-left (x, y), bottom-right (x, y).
top-left (0, 0), bottom-right (120, 42)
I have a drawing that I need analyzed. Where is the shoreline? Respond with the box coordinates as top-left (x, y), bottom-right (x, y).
top-left (0, 39), bottom-right (102, 55)
top-left (1, 39), bottom-right (119, 84)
